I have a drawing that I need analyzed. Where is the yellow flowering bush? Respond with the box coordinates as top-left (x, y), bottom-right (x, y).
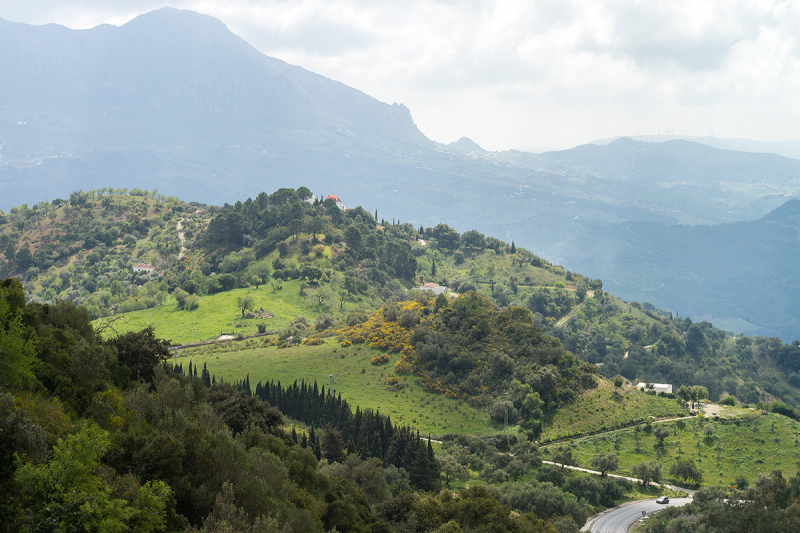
top-left (336, 301), bottom-right (422, 354)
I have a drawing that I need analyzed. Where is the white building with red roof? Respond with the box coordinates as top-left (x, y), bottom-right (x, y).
top-left (325, 194), bottom-right (346, 211)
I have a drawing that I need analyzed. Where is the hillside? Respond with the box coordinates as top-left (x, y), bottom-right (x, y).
top-left (9, 188), bottom-right (800, 531)
top-left (5, 186), bottom-right (800, 415)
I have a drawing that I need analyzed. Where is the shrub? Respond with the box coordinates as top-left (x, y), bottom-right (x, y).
top-left (257, 323), bottom-right (267, 333)
top-left (371, 354), bottom-right (390, 365)
top-left (315, 313), bottom-right (334, 331)
top-left (185, 294), bottom-right (199, 310)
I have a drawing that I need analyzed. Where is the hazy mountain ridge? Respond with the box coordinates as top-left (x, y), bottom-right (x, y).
top-left (592, 134), bottom-right (800, 161)
top-left (553, 199), bottom-right (800, 339)
top-left (0, 8), bottom-right (425, 139)
top-left (3, 7), bottom-right (800, 340)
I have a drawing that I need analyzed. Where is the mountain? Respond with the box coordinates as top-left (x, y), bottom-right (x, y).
top-left (4, 8), bottom-right (800, 339)
top-left (448, 137), bottom-right (487, 152)
top-left (592, 134), bottom-right (800, 161)
top-left (550, 199), bottom-right (800, 339)
top-left (0, 7), bottom-right (430, 209)
top-left (0, 8), bottom-right (426, 139)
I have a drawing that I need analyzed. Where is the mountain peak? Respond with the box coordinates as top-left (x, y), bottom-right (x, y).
top-left (123, 7), bottom-right (230, 33)
top-left (448, 137), bottom-right (486, 152)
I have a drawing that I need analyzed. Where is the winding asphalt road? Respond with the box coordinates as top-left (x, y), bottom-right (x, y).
top-left (585, 498), bottom-right (693, 532)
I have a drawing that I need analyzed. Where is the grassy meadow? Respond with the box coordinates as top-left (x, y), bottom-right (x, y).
top-left (542, 380), bottom-right (687, 441)
top-left (102, 280), bottom-right (343, 345)
top-left (552, 407), bottom-right (800, 487)
top-left (175, 337), bottom-right (496, 437)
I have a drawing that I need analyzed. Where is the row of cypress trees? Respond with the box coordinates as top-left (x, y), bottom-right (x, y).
top-left (176, 362), bottom-right (440, 491)
top-left (254, 378), bottom-right (440, 491)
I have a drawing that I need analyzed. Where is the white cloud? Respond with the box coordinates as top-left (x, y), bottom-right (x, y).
top-left (2, 0), bottom-right (798, 150)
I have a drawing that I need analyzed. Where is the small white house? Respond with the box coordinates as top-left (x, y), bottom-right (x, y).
top-left (133, 263), bottom-right (156, 274)
top-left (636, 382), bottom-right (673, 394)
top-left (418, 282), bottom-right (447, 295)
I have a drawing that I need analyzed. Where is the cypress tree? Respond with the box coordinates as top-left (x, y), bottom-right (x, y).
top-left (309, 427), bottom-right (321, 460)
top-left (300, 380), bottom-right (307, 421)
top-left (201, 363), bottom-right (210, 387)
top-left (383, 417), bottom-right (393, 457)
top-left (431, 259), bottom-right (436, 276)
top-left (321, 425), bottom-right (345, 463)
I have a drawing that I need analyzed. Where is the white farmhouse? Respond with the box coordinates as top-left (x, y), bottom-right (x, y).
top-left (133, 263), bottom-right (157, 274)
top-left (636, 382), bottom-right (673, 394)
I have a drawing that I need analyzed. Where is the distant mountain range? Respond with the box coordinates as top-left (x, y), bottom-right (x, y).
top-left (2, 8), bottom-right (800, 340)
top-left (553, 199), bottom-right (800, 339)
top-left (592, 135), bottom-right (800, 161)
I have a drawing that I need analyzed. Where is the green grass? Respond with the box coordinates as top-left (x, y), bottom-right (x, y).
top-left (102, 280), bottom-right (337, 345)
top-left (419, 247), bottom-right (566, 300)
top-left (542, 380), bottom-right (687, 441)
top-left (555, 408), bottom-right (800, 487)
top-left (175, 337), bottom-right (496, 438)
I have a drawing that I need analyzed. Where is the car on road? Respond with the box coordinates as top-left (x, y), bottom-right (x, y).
top-left (656, 496), bottom-right (669, 504)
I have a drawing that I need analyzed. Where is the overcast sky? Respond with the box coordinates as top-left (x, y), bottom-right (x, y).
top-left (2, 1), bottom-right (798, 151)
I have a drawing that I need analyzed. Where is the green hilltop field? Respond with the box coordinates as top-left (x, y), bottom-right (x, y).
top-left (175, 337), bottom-right (495, 437)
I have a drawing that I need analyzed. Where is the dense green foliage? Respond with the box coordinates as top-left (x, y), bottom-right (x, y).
top-left (640, 470), bottom-right (800, 533)
top-left (3, 276), bottom-right (602, 532)
top-left (0, 189), bottom-right (197, 319)
top-left (397, 292), bottom-right (596, 425)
